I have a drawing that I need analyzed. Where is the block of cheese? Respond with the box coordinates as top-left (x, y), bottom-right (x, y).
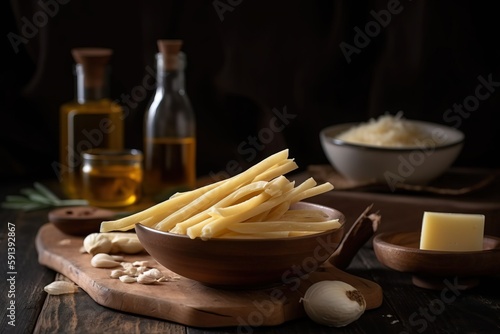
top-left (419, 211), bottom-right (485, 251)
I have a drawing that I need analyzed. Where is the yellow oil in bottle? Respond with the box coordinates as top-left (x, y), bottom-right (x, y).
top-left (59, 100), bottom-right (124, 198)
top-left (57, 48), bottom-right (124, 199)
top-left (143, 136), bottom-right (196, 200)
top-left (143, 40), bottom-right (197, 202)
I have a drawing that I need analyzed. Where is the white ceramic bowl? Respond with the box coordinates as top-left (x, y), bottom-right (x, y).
top-left (319, 120), bottom-right (464, 186)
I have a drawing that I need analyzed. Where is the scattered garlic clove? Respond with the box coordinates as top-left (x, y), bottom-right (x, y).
top-left (124, 267), bottom-right (138, 276)
top-left (143, 268), bottom-right (163, 280)
top-left (110, 269), bottom-right (126, 278)
top-left (132, 260), bottom-right (150, 267)
top-left (301, 280), bottom-right (366, 327)
top-left (110, 255), bottom-right (124, 261)
top-left (83, 233), bottom-right (113, 255)
top-left (90, 253), bottom-right (121, 268)
top-left (135, 266), bottom-right (149, 275)
top-left (44, 281), bottom-right (79, 295)
top-left (119, 275), bottom-right (137, 283)
top-left (137, 272), bottom-right (158, 284)
top-left (121, 262), bottom-right (134, 270)
top-left (112, 236), bottom-right (145, 254)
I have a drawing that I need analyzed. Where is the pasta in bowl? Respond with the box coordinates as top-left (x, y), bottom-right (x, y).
top-left (100, 149), bottom-right (344, 288)
top-left (135, 201), bottom-right (345, 288)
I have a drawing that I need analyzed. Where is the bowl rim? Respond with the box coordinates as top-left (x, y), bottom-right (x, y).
top-left (320, 120), bottom-right (465, 152)
top-left (372, 231), bottom-right (500, 277)
top-left (373, 231), bottom-right (500, 255)
top-left (135, 201), bottom-right (345, 242)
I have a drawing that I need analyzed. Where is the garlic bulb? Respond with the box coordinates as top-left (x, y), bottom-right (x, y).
top-left (301, 280), bottom-right (366, 327)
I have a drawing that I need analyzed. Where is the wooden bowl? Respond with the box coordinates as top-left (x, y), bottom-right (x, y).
top-left (49, 206), bottom-right (115, 236)
top-left (373, 231), bottom-right (500, 290)
top-left (135, 202), bottom-right (345, 289)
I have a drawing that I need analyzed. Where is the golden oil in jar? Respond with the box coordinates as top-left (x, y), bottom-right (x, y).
top-left (81, 149), bottom-right (143, 207)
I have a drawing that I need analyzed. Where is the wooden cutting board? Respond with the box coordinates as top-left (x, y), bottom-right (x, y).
top-left (36, 223), bottom-right (382, 328)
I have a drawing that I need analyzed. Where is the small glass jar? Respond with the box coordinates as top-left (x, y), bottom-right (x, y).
top-left (81, 149), bottom-right (143, 207)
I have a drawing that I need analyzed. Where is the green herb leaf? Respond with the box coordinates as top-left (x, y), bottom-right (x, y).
top-left (1, 182), bottom-right (89, 212)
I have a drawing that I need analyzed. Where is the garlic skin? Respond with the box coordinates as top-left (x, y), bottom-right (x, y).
top-left (301, 280), bottom-right (366, 327)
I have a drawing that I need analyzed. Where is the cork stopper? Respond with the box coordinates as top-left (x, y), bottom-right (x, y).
top-left (157, 39), bottom-right (183, 71)
top-left (71, 48), bottom-right (113, 88)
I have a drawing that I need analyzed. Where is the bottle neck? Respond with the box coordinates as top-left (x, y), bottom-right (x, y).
top-left (75, 64), bottom-right (109, 103)
top-left (157, 70), bottom-right (185, 93)
top-left (155, 52), bottom-right (186, 93)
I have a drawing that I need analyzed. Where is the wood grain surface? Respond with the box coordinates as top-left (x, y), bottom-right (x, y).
top-left (35, 223), bottom-right (383, 328)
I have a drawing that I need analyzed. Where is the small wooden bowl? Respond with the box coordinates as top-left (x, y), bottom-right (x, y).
top-left (49, 206), bottom-right (115, 236)
top-left (135, 202), bottom-right (345, 289)
top-left (373, 231), bottom-right (500, 290)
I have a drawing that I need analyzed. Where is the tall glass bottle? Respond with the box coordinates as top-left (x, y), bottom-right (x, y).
top-left (58, 48), bottom-right (124, 199)
top-left (143, 39), bottom-right (196, 201)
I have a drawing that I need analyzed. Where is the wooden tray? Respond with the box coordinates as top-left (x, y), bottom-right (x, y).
top-left (36, 223), bottom-right (382, 328)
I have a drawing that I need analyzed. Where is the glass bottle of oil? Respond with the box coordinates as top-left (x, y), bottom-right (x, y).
top-left (143, 39), bottom-right (196, 201)
top-left (58, 48), bottom-right (124, 199)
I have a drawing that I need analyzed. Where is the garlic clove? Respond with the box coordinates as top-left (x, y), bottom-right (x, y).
top-left (44, 281), bottom-right (79, 295)
top-left (83, 233), bottom-right (113, 255)
top-left (301, 280), bottom-right (366, 327)
top-left (110, 269), bottom-right (126, 278)
top-left (143, 268), bottom-right (163, 280)
top-left (137, 271), bottom-right (159, 284)
top-left (119, 275), bottom-right (137, 283)
top-left (111, 236), bottom-right (144, 254)
top-left (90, 253), bottom-right (121, 268)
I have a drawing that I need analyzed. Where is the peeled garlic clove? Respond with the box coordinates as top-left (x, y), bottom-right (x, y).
top-left (110, 255), bottom-right (124, 261)
top-left (111, 236), bottom-right (144, 254)
top-left (110, 269), bottom-right (126, 278)
top-left (83, 233), bottom-right (112, 255)
top-left (132, 260), bottom-right (150, 267)
top-left (90, 253), bottom-right (121, 268)
top-left (137, 272), bottom-right (158, 284)
top-left (301, 280), bottom-right (366, 327)
top-left (44, 281), bottom-right (78, 295)
top-left (143, 268), bottom-right (163, 280)
top-left (119, 275), bottom-right (137, 283)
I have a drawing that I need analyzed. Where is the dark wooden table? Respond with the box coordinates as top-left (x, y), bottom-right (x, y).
top-left (1, 172), bottom-right (500, 334)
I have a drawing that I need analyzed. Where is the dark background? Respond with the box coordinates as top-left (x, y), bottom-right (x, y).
top-left (2, 0), bottom-right (500, 184)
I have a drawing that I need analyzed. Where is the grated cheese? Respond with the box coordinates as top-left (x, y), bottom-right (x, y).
top-left (336, 112), bottom-right (433, 148)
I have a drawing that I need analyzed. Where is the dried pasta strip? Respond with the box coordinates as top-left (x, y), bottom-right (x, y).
top-left (278, 209), bottom-right (330, 222)
top-left (152, 150), bottom-right (291, 231)
top-left (209, 176), bottom-right (290, 218)
top-left (170, 181), bottom-right (268, 234)
top-left (252, 159), bottom-right (298, 182)
top-left (258, 200), bottom-right (290, 221)
top-left (226, 219), bottom-right (341, 233)
top-left (186, 217), bottom-right (215, 239)
top-left (200, 178), bottom-right (317, 239)
top-left (218, 231), bottom-right (291, 239)
top-left (291, 182), bottom-right (334, 204)
top-left (100, 180), bottom-right (228, 232)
